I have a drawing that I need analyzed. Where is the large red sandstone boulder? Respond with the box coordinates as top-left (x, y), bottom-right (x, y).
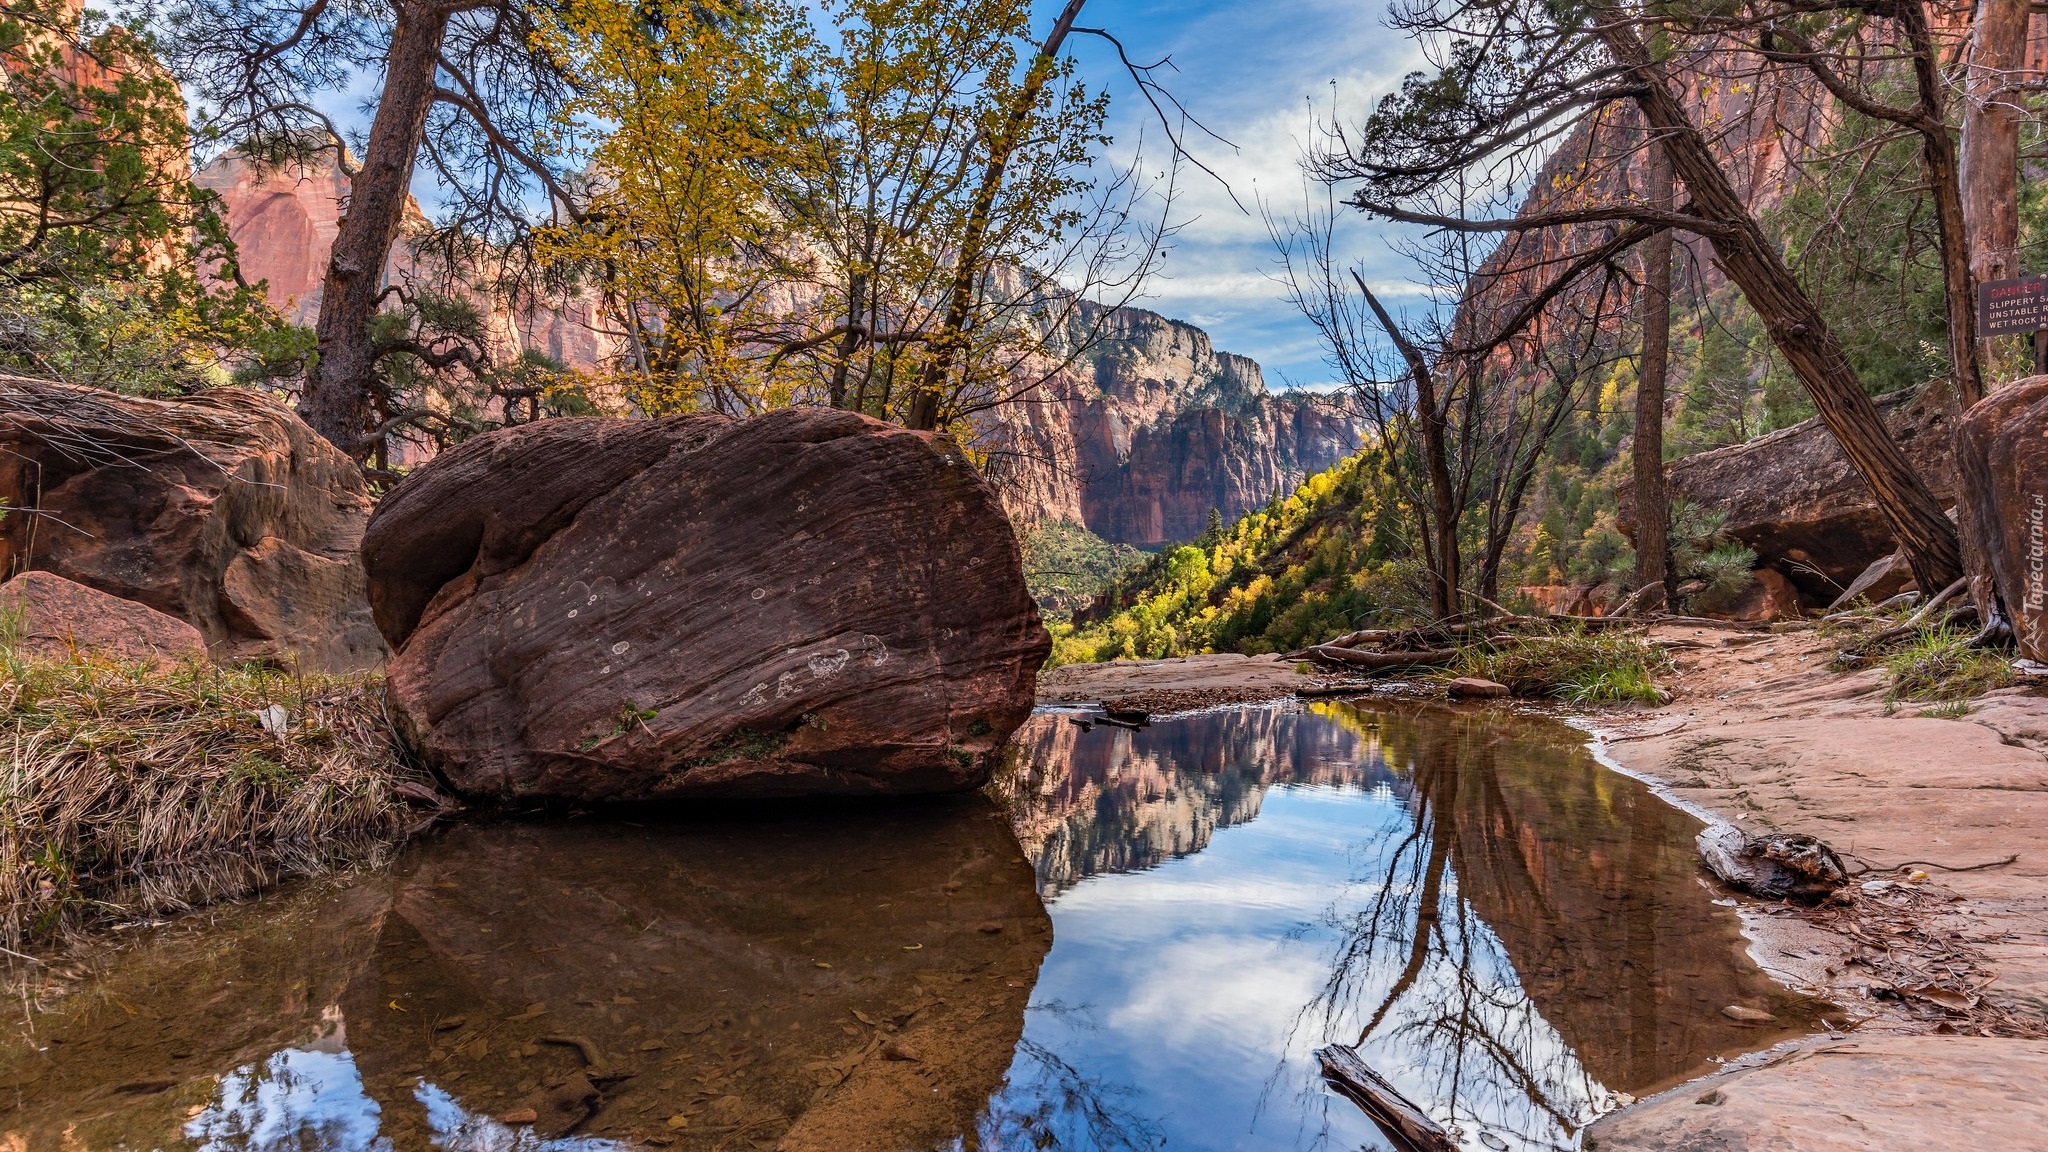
top-left (1957, 377), bottom-right (2048, 661)
top-left (362, 407), bottom-right (1051, 802)
top-left (1620, 383), bottom-right (1956, 603)
top-left (0, 570), bottom-right (205, 664)
top-left (0, 376), bottom-right (387, 671)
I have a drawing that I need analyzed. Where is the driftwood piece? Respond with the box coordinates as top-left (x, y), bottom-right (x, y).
top-left (1697, 824), bottom-right (1848, 903)
top-left (1316, 1046), bottom-right (1456, 1152)
top-left (1301, 645), bottom-right (1460, 670)
top-left (1323, 628), bottom-right (1394, 650)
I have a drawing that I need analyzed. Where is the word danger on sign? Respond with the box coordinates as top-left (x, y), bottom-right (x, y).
top-left (1979, 274), bottom-right (2048, 336)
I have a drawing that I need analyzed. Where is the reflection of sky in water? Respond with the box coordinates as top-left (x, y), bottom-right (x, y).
top-left (982, 723), bottom-right (1614, 1152)
top-left (185, 1047), bottom-right (633, 1152)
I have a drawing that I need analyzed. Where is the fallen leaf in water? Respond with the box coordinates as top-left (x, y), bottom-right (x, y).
top-left (852, 1010), bottom-right (877, 1026)
top-left (500, 1108), bottom-right (538, 1124)
top-left (677, 1020), bottom-right (712, 1035)
top-left (1721, 1005), bottom-right (1775, 1023)
top-left (881, 1041), bottom-right (921, 1062)
top-left (640, 1040), bottom-right (667, 1052)
top-left (666, 1115), bottom-right (690, 1129)
top-left (901, 943), bottom-right (923, 951)
top-left (814, 961), bottom-right (833, 969)
top-left (1479, 1133), bottom-right (1509, 1150)
top-left (506, 1003), bottom-right (548, 1022)
top-left (434, 1017), bottom-right (467, 1032)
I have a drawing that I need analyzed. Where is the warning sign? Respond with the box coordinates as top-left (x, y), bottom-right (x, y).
top-left (1979, 273), bottom-right (2048, 336)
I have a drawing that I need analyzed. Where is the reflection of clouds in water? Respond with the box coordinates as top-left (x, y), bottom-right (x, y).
top-left (186, 1049), bottom-right (387, 1152)
top-left (185, 1046), bottom-right (632, 1152)
top-left (417, 1082), bottom-right (634, 1151)
top-left (983, 787), bottom-right (1393, 1152)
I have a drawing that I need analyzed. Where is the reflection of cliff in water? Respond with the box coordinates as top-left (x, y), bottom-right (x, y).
top-left (1000, 706), bottom-right (1398, 896)
top-left (1306, 700), bottom-right (1827, 1143)
top-left (0, 799), bottom-right (1048, 1151)
top-left (991, 701), bottom-right (1825, 1151)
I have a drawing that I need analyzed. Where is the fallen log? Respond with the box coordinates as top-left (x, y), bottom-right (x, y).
top-left (1651, 615), bottom-right (1772, 631)
top-left (1322, 628), bottom-right (1393, 650)
top-left (1316, 1046), bottom-right (1456, 1152)
top-left (1300, 645), bottom-right (1461, 670)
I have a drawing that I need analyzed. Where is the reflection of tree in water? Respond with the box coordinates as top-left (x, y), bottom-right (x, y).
top-left (971, 1029), bottom-right (1167, 1152)
top-left (1292, 701), bottom-right (1812, 1150)
top-left (1305, 705), bottom-right (1608, 1149)
top-left (1000, 707), bottom-right (1388, 897)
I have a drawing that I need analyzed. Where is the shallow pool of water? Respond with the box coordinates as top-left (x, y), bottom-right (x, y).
top-left (1, 700), bottom-right (1823, 1151)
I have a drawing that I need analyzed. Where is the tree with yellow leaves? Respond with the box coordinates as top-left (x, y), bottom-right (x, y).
top-left (543, 0), bottom-right (1163, 433)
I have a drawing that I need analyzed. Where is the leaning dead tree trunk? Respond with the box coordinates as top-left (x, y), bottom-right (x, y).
top-left (1633, 139), bottom-right (1673, 609)
top-left (301, 0), bottom-right (461, 458)
top-left (1598, 21), bottom-right (1964, 595)
top-left (904, 0), bottom-right (1088, 431)
top-left (1356, 274), bottom-right (1462, 620)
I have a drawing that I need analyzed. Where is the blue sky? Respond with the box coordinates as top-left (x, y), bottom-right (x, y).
top-left (1053, 0), bottom-right (1429, 389)
top-left (230, 0), bottom-right (1431, 391)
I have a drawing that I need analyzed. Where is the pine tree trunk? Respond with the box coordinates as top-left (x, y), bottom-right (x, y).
top-left (301, 0), bottom-right (455, 458)
top-left (1954, 0), bottom-right (2031, 634)
top-left (1962, 0), bottom-right (2029, 288)
top-left (1599, 23), bottom-right (1964, 594)
top-left (1633, 138), bottom-right (1674, 608)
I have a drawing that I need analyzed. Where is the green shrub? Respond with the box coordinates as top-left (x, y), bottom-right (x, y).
top-left (1881, 627), bottom-right (2013, 713)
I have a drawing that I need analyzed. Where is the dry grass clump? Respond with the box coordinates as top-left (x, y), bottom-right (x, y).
top-left (0, 646), bottom-right (432, 947)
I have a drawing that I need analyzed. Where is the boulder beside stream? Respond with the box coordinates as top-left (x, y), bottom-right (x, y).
top-left (362, 406), bottom-right (1050, 802)
top-left (0, 375), bottom-right (387, 670)
top-left (1956, 376), bottom-right (2048, 661)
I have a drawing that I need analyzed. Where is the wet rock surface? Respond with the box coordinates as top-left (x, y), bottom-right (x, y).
top-left (0, 376), bottom-right (386, 670)
top-left (364, 406), bottom-right (1049, 802)
top-left (0, 570), bottom-right (205, 664)
top-left (1585, 1036), bottom-right (2048, 1151)
top-left (0, 800), bottom-right (1049, 1151)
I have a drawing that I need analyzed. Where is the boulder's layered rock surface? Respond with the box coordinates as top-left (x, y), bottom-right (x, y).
top-left (1957, 376), bottom-right (2048, 661)
top-left (364, 406), bottom-right (1049, 802)
top-left (0, 376), bottom-right (386, 670)
top-left (0, 570), bottom-right (205, 664)
top-left (1621, 383), bottom-right (1957, 603)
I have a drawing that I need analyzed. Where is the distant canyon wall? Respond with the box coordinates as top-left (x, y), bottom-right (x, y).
top-left (994, 303), bottom-right (1365, 546)
top-left (200, 153), bottom-right (1365, 547)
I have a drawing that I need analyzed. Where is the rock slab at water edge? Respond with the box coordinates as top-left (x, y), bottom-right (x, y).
top-left (1585, 1036), bottom-right (2048, 1151)
top-left (363, 406), bottom-right (1050, 802)
top-left (0, 376), bottom-right (386, 671)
